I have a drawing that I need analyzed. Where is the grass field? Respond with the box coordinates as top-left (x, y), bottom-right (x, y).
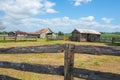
top-left (101, 33), bottom-right (120, 38)
top-left (0, 53), bottom-right (120, 80)
top-left (0, 38), bottom-right (107, 48)
top-left (0, 39), bottom-right (120, 80)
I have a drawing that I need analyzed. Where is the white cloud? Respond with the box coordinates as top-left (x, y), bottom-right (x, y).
top-left (73, 0), bottom-right (92, 6)
top-left (81, 16), bottom-right (95, 21)
top-left (0, 21), bottom-right (6, 30)
top-left (102, 17), bottom-right (114, 24)
top-left (0, 0), bottom-right (57, 19)
top-left (0, 0), bottom-right (119, 32)
top-left (3, 15), bottom-right (118, 32)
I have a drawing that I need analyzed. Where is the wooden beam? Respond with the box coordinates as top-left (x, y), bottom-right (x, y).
top-left (64, 44), bottom-right (75, 80)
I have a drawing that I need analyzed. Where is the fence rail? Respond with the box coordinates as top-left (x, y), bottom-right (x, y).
top-left (100, 37), bottom-right (120, 43)
top-left (0, 44), bottom-right (120, 80)
top-left (0, 36), bottom-right (37, 41)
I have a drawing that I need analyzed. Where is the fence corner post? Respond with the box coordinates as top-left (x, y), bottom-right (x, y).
top-left (64, 44), bottom-right (75, 80)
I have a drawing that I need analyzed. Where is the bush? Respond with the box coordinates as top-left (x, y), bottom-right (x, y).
top-left (63, 37), bottom-right (69, 41)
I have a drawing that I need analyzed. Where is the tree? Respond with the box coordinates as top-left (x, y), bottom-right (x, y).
top-left (58, 31), bottom-right (64, 36)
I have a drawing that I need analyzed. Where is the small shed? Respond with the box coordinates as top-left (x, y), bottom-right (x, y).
top-left (8, 32), bottom-right (16, 36)
top-left (35, 28), bottom-right (56, 38)
top-left (71, 29), bottom-right (101, 42)
top-left (8, 31), bottom-right (28, 37)
top-left (15, 31), bottom-right (28, 36)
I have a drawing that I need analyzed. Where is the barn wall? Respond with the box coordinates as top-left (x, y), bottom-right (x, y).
top-left (40, 33), bottom-right (46, 38)
top-left (71, 30), bottom-right (101, 42)
top-left (87, 34), bottom-right (100, 42)
top-left (27, 34), bottom-right (40, 38)
top-left (71, 30), bottom-right (81, 41)
top-left (80, 34), bottom-right (87, 41)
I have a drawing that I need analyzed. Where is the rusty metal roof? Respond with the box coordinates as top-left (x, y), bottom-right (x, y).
top-left (15, 31), bottom-right (28, 35)
top-left (35, 28), bottom-right (53, 34)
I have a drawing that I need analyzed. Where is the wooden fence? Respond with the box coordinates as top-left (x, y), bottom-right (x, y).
top-left (100, 37), bottom-right (120, 43)
top-left (0, 36), bottom-right (37, 41)
top-left (64, 44), bottom-right (120, 80)
top-left (0, 44), bottom-right (120, 80)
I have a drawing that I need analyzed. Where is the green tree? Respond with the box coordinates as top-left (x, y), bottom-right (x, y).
top-left (58, 31), bottom-right (64, 36)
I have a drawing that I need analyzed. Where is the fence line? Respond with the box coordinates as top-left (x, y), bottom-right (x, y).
top-left (64, 44), bottom-right (120, 80)
top-left (0, 36), bottom-right (37, 41)
top-left (0, 44), bottom-right (120, 80)
top-left (100, 37), bottom-right (120, 43)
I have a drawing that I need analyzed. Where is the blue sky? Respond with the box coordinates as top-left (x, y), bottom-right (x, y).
top-left (0, 0), bottom-right (120, 33)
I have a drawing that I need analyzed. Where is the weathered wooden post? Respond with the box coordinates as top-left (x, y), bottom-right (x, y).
top-left (15, 36), bottom-right (17, 41)
top-left (64, 44), bottom-right (75, 80)
top-left (3, 36), bottom-right (6, 41)
top-left (112, 37), bottom-right (115, 44)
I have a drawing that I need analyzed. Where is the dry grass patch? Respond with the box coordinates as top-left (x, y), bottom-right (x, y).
top-left (74, 54), bottom-right (120, 74)
top-left (0, 53), bottom-right (120, 80)
top-left (0, 53), bottom-right (120, 74)
top-left (0, 68), bottom-right (84, 80)
top-left (0, 39), bottom-right (106, 48)
top-left (0, 53), bottom-right (64, 65)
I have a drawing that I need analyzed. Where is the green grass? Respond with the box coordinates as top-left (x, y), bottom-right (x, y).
top-left (64, 33), bottom-right (72, 37)
top-left (100, 33), bottom-right (120, 46)
top-left (107, 42), bottom-right (120, 46)
top-left (101, 33), bottom-right (120, 38)
top-left (0, 38), bottom-right (107, 48)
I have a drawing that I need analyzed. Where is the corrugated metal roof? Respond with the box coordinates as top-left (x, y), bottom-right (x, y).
top-left (75, 28), bottom-right (101, 34)
top-left (35, 28), bottom-right (53, 34)
top-left (15, 31), bottom-right (28, 34)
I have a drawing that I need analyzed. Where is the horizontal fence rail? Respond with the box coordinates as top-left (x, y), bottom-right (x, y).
top-left (0, 61), bottom-right (120, 80)
top-left (0, 44), bottom-right (120, 56)
top-left (0, 44), bottom-right (120, 80)
top-left (100, 37), bottom-right (120, 43)
top-left (0, 36), bottom-right (37, 41)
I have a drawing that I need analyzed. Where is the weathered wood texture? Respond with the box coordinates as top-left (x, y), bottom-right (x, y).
top-left (0, 75), bottom-right (20, 80)
top-left (64, 44), bottom-right (75, 80)
top-left (100, 37), bottom-right (120, 43)
top-left (112, 37), bottom-right (120, 43)
top-left (71, 29), bottom-right (100, 42)
top-left (0, 36), bottom-right (37, 41)
top-left (74, 45), bottom-right (120, 56)
top-left (0, 44), bottom-right (120, 56)
top-left (0, 44), bottom-right (64, 53)
top-left (0, 61), bottom-right (120, 80)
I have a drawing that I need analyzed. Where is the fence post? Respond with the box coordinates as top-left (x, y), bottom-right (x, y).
top-left (3, 36), bottom-right (6, 41)
top-left (112, 37), bottom-right (115, 44)
top-left (15, 36), bottom-right (17, 41)
top-left (64, 44), bottom-right (75, 80)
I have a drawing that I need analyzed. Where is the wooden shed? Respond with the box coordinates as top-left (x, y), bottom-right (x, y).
top-left (28, 28), bottom-right (56, 38)
top-left (8, 31), bottom-right (28, 37)
top-left (15, 31), bottom-right (28, 36)
top-left (71, 29), bottom-right (101, 42)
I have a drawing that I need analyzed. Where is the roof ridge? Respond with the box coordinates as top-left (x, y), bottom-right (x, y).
top-left (75, 28), bottom-right (101, 34)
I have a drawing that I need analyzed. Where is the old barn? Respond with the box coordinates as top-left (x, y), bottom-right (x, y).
top-left (71, 29), bottom-right (101, 42)
top-left (8, 31), bottom-right (28, 36)
top-left (28, 28), bottom-right (56, 38)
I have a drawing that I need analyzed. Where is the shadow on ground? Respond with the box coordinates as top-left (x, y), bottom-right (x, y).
top-left (0, 75), bottom-right (20, 80)
top-left (0, 61), bottom-right (120, 80)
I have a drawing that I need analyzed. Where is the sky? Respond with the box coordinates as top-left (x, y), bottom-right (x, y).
top-left (0, 0), bottom-right (120, 33)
